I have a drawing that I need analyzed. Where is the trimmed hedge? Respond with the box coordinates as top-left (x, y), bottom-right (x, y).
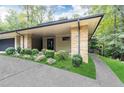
top-left (20, 48), bottom-right (32, 55)
top-left (72, 54), bottom-right (83, 67)
top-left (45, 50), bottom-right (54, 58)
top-left (5, 47), bottom-right (15, 55)
top-left (17, 47), bottom-right (21, 54)
top-left (32, 49), bottom-right (39, 55)
top-left (55, 50), bottom-right (68, 60)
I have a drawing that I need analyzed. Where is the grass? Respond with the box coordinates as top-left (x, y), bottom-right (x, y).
top-left (39, 56), bottom-right (96, 79)
top-left (99, 55), bottom-right (124, 83)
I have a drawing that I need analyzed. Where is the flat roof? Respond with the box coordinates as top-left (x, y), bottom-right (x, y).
top-left (0, 14), bottom-right (104, 36)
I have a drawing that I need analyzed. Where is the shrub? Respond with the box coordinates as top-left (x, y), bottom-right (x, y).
top-left (72, 54), bottom-right (82, 67)
top-left (25, 48), bottom-right (32, 55)
top-left (5, 47), bottom-right (15, 55)
top-left (22, 55), bottom-right (32, 60)
top-left (20, 49), bottom-right (25, 55)
top-left (55, 50), bottom-right (68, 61)
top-left (20, 48), bottom-right (32, 55)
top-left (42, 49), bottom-right (46, 55)
top-left (34, 54), bottom-right (46, 62)
top-left (32, 49), bottom-right (39, 55)
top-left (47, 58), bottom-right (56, 65)
top-left (45, 50), bottom-right (54, 58)
top-left (17, 47), bottom-right (21, 54)
top-left (73, 54), bottom-right (83, 61)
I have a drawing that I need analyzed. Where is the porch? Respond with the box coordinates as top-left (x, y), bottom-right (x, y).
top-left (0, 15), bottom-right (103, 63)
top-left (14, 22), bottom-right (88, 63)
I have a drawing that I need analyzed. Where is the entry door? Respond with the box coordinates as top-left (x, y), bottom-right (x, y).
top-left (47, 38), bottom-right (54, 50)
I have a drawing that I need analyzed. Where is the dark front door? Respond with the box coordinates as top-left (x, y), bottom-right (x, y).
top-left (47, 38), bottom-right (54, 50)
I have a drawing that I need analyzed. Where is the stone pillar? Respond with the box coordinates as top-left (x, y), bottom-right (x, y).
top-left (24, 34), bottom-right (32, 49)
top-left (80, 25), bottom-right (88, 63)
top-left (15, 36), bottom-right (20, 49)
top-left (20, 36), bottom-right (24, 49)
top-left (71, 27), bottom-right (78, 55)
top-left (70, 25), bottom-right (88, 63)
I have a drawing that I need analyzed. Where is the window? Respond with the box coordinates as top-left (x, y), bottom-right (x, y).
top-left (62, 37), bottom-right (70, 41)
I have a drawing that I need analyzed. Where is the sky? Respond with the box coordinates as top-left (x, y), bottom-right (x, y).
top-left (0, 5), bottom-right (89, 21)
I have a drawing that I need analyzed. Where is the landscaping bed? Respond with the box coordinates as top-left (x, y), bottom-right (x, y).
top-left (99, 56), bottom-right (124, 83)
top-left (1, 47), bottom-right (96, 79)
top-left (40, 56), bottom-right (96, 79)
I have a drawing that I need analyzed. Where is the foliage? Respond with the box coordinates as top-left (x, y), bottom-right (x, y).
top-left (32, 49), bottom-right (39, 55)
top-left (89, 36), bottom-right (98, 53)
top-left (73, 54), bottom-right (83, 62)
top-left (55, 50), bottom-right (69, 61)
top-left (17, 47), bottom-right (21, 54)
top-left (34, 54), bottom-right (46, 62)
top-left (21, 55), bottom-right (32, 60)
top-left (45, 50), bottom-right (54, 58)
top-left (20, 48), bottom-right (32, 55)
top-left (5, 47), bottom-right (15, 55)
top-left (0, 6), bottom-right (56, 32)
top-left (88, 6), bottom-right (124, 61)
top-left (72, 54), bottom-right (82, 67)
top-left (42, 49), bottom-right (46, 55)
top-left (47, 58), bottom-right (56, 65)
top-left (100, 55), bottom-right (124, 83)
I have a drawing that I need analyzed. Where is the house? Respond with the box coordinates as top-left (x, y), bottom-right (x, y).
top-left (0, 14), bottom-right (103, 63)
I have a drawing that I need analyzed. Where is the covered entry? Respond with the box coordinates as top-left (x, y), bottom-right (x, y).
top-left (0, 14), bottom-right (103, 63)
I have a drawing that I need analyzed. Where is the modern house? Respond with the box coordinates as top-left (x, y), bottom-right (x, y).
top-left (0, 14), bottom-right (103, 63)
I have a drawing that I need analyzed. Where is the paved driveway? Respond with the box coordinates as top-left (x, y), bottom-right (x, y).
top-left (0, 55), bottom-right (99, 87)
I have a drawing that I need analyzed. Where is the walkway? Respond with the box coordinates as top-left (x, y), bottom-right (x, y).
top-left (90, 54), bottom-right (124, 87)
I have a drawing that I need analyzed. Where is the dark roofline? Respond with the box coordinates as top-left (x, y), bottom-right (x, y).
top-left (89, 14), bottom-right (104, 40)
top-left (0, 14), bottom-right (104, 35)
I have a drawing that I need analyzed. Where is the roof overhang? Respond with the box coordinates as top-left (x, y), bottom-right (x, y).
top-left (0, 14), bottom-right (103, 40)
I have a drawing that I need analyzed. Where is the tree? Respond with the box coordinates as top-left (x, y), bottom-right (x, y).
top-left (46, 6), bottom-right (55, 21)
top-left (72, 14), bottom-right (80, 19)
top-left (5, 9), bottom-right (19, 30)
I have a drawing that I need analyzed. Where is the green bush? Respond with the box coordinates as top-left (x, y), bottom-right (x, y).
top-left (45, 50), bottom-right (54, 58)
top-left (5, 47), bottom-right (15, 55)
top-left (72, 54), bottom-right (82, 67)
top-left (22, 55), bottom-right (32, 60)
top-left (20, 48), bottom-right (25, 55)
top-left (34, 54), bottom-right (46, 62)
top-left (55, 50), bottom-right (68, 61)
top-left (20, 48), bottom-right (32, 55)
top-left (17, 47), bottom-right (21, 54)
top-left (42, 49), bottom-right (46, 55)
top-left (32, 49), bottom-right (39, 55)
top-left (73, 54), bottom-right (83, 61)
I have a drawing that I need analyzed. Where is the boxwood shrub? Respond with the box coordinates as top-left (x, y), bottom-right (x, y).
top-left (32, 49), bottom-right (39, 55)
top-left (55, 50), bottom-right (68, 61)
top-left (45, 50), bottom-right (54, 58)
top-left (72, 54), bottom-right (83, 67)
top-left (20, 48), bottom-right (32, 55)
top-left (17, 47), bottom-right (21, 54)
top-left (5, 47), bottom-right (15, 55)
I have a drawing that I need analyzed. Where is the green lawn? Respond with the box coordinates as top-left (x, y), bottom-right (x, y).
top-left (40, 56), bottom-right (96, 79)
top-left (99, 56), bottom-right (124, 83)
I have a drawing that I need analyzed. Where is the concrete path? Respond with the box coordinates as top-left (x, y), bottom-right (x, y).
top-left (90, 54), bottom-right (124, 87)
top-left (0, 55), bottom-right (99, 87)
